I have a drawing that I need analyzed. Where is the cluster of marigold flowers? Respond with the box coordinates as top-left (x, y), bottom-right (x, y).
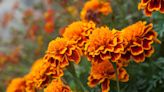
top-left (6, 21), bottom-right (160, 92)
top-left (6, 0), bottom-right (162, 92)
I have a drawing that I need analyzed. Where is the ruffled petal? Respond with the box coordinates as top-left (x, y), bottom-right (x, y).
top-left (142, 39), bottom-right (153, 50)
top-left (105, 45), bottom-right (114, 52)
top-left (54, 54), bottom-right (63, 61)
top-left (88, 76), bottom-right (102, 87)
top-left (118, 68), bottom-right (129, 82)
top-left (67, 50), bottom-right (81, 64)
top-left (130, 45), bottom-right (144, 55)
top-left (132, 53), bottom-right (145, 63)
top-left (144, 5), bottom-right (152, 16)
top-left (160, 0), bottom-right (164, 13)
top-left (148, 0), bottom-right (161, 11)
top-left (60, 55), bottom-right (69, 68)
top-left (101, 79), bottom-right (110, 92)
top-left (114, 44), bottom-right (124, 53)
top-left (120, 51), bottom-right (131, 62)
top-left (133, 39), bottom-right (143, 46)
top-left (144, 30), bottom-right (156, 40)
top-left (142, 23), bottom-right (153, 36)
top-left (111, 53), bottom-right (121, 62)
top-left (100, 51), bottom-right (111, 60)
top-left (109, 37), bottom-right (117, 46)
top-left (93, 55), bottom-right (102, 63)
top-left (145, 46), bottom-right (154, 57)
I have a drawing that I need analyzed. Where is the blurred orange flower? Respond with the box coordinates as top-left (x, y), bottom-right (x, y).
top-left (22, 8), bottom-right (33, 25)
top-left (121, 21), bottom-right (160, 63)
top-left (81, 0), bottom-right (112, 22)
top-left (85, 27), bottom-right (124, 63)
top-left (44, 9), bottom-right (55, 33)
top-left (44, 79), bottom-right (71, 92)
top-left (138, 0), bottom-right (164, 16)
top-left (0, 53), bottom-right (8, 68)
top-left (44, 20), bottom-right (55, 33)
top-left (44, 9), bottom-right (55, 22)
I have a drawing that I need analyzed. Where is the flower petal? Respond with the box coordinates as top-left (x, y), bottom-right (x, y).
top-left (88, 76), bottom-right (102, 87)
top-left (114, 44), bottom-right (124, 53)
top-left (120, 51), bottom-right (131, 62)
top-left (130, 45), bottom-right (144, 55)
top-left (160, 0), bottom-right (164, 13)
top-left (111, 53), bottom-right (121, 62)
top-left (144, 5), bottom-right (152, 16)
top-left (145, 46), bottom-right (154, 57)
top-left (68, 50), bottom-right (81, 64)
top-left (60, 55), bottom-right (69, 68)
top-left (142, 39), bottom-right (153, 50)
top-left (132, 53), bottom-right (145, 63)
top-left (144, 30), bottom-right (156, 40)
top-left (101, 79), bottom-right (110, 92)
top-left (148, 0), bottom-right (161, 11)
top-left (100, 51), bottom-right (111, 60)
top-left (118, 68), bottom-right (129, 82)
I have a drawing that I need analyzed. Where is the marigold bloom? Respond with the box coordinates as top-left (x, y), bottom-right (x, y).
top-left (25, 61), bottom-right (51, 89)
top-left (88, 60), bottom-right (115, 92)
top-left (6, 78), bottom-right (26, 92)
top-left (44, 79), bottom-right (71, 92)
top-left (46, 37), bottom-right (82, 68)
top-left (81, 0), bottom-right (112, 22)
top-left (85, 27), bottom-right (124, 63)
top-left (63, 21), bottom-right (96, 51)
top-left (121, 21), bottom-right (160, 63)
top-left (138, 0), bottom-right (164, 16)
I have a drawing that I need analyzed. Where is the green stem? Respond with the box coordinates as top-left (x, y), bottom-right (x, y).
top-left (114, 63), bottom-right (120, 92)
top-left (67, 62), bottom-right (87, 92)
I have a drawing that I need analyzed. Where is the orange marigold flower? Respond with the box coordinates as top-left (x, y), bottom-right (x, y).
top-left (25, 61), bottom-right (51, 89)
top-left (88, 60), bottom-right (115, 92)
top-left (6, 77), bottom-right (26, 92)
top-left (80, 0), bottom-right (112, 23)
top-left (63, 21), bottom-right (96, 51)
top-left (44, 79), bottom-right (71, 92)
top-left (85, 27), bottom-right (124, 63)
top-left (138, 0), bottom-right (164, 16)
top-left (121, 21), bottom-right (160, 63)
top-left (46, 37), bottom-right (82, 68)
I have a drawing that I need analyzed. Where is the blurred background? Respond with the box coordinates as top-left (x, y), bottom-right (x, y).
top-left (0, 0), bottom-right (164, 92)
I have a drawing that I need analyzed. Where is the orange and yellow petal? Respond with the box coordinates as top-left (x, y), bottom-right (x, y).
top-left (44, 79), bottom-right (71, 92)
top-left (101, 79), bottom-right (110, 92)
